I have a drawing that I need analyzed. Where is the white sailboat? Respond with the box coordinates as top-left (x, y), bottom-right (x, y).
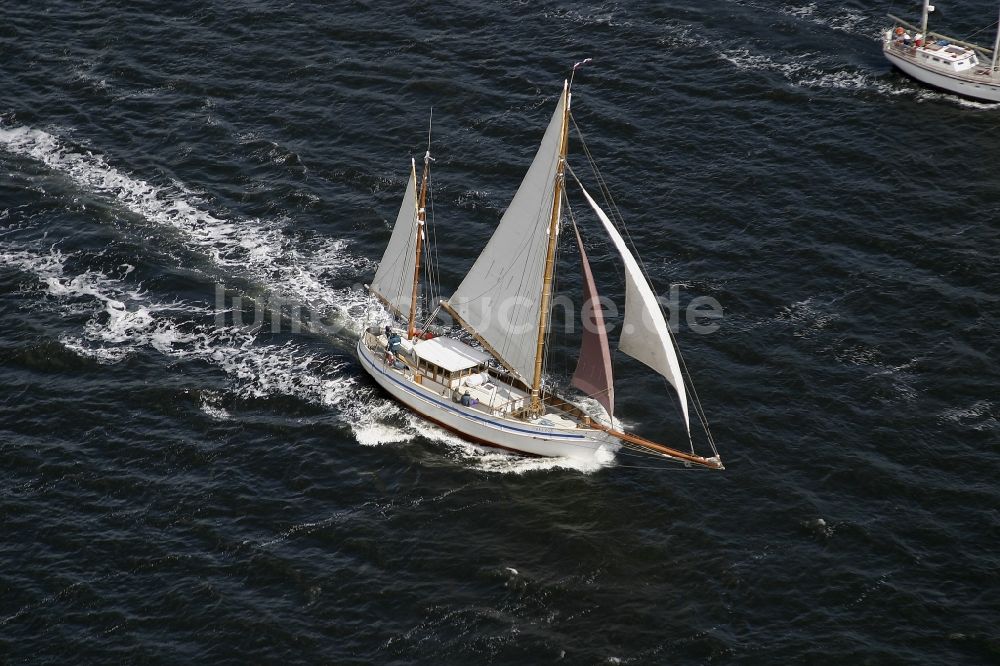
top-left (357, 71), bottom-right (722, 469)
top-left (883, 1), bottom-right (1000, 102)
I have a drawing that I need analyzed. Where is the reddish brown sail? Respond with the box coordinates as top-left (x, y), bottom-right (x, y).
top-left (570, 223), bottom-right (614, 418)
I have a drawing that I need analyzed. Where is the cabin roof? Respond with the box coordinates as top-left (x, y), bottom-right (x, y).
top-left (413, 336), bottom-right (491, 373)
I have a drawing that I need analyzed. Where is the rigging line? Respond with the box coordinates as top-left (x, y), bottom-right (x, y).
top-left (433, 195), bottom-right (442, 311)
top-left (421, 262), bottom-right (433, 328)
top-left (615, 442), bottom-right (704, 465)
top-left (420, 193), bottom-right (431, 309)
top-left (563, 197), bottom-right (587, 376)
top-left (964, 20), bottom-right (999, 43)
top-left (615, 443), bottom-right (697, 462)
top-left (573, 127), bottom-right (661, 332)
top-left (427, 107), bottom-right (433, 154)
top-left (612, 463), bottom-right (708, 471)
top-left (421, 195), bottom-right (437, 322)
top-left (564, 160), bottom-right (663, 306)
top-left (418, 304), bottom-right (442, 337)
top-left (571, 119), bottom-right (665, 336)
top-left (428, 171), bottom-right (443, 320)
top-left (550, 212), bottom-right (565, 383)
top-left (570, 115), bottom-right (630, 244)
top-left (423, 110), bottom-right (443, 320)
top-left (563, 178), bottom-right (628, 314)
top-left (540, 187), bottom-right (570, 390)
top-left (616, 451), bottom-right (707, 470)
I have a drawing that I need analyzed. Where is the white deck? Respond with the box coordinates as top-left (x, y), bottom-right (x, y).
top-left (461, 377), bottom-right (527, 415)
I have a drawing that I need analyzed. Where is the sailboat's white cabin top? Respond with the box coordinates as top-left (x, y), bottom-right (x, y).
top-left (885, 30), bottom-right (983, 74)
top-left (412, 336), bottom-right (491, 373)
top-left (917, 41), bottom-right (978, 72)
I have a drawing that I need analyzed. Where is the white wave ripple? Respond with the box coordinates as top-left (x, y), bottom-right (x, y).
top-left (0, 126), bottom-right (371, 333)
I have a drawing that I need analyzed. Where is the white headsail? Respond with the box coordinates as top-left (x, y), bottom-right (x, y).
top-left (446, 83), bottom-right (569, 383)
top-left (370, 160), bottom-right (420, 318)
top-left (578, 185), bottom-right (690, 434)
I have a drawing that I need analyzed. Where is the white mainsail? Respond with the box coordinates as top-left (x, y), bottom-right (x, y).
top-left (370, 160), bottom-right (419, 318)
top-left (578, 185), bottom-right (690, 434)
top-left (446, 83), bottom-right (569, 383)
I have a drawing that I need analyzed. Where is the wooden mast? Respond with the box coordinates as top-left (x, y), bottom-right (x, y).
top-left (408, 116), bottom-right (433, 340)
top-left (529, 81), bottom-right (571, 413)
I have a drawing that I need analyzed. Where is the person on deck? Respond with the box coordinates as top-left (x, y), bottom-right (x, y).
top-left (461, 390), bottom-right (472, 407)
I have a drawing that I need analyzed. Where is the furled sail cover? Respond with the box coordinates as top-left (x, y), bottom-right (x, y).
top-left (371, 160), bottom-right (419, 319)
top-left (570, 223), bottom-right (615, 418)
top-left (446, 83), bottom-right (568, 383)
top-left (578, 185), bottom-right (690, 434)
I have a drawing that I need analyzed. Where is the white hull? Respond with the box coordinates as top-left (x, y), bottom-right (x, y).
top-left (356, 338), bottom-right (616, 462)
top-left (884, 46), bottom-right (1000, 102)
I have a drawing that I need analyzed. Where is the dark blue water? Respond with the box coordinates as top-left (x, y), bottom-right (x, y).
top-left (2, 1), bottom-right (998, 663)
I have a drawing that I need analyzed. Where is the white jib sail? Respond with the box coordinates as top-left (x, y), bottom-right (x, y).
top-left (370, 160), bottom-right (419, 319)
top-left (446, 83), bottom-right (569, 383)
top-left (578, 185), bottom-right (690, 435)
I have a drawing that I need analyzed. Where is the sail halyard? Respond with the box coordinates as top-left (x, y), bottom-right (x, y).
top-left (370, 160), bottom-right (420, 320)
top-left (445, 83), bottom-right (569, 385)
top-left (529, 80), bottom-right (571, 411)
top-left (576, 183), bottom-right (691, 436)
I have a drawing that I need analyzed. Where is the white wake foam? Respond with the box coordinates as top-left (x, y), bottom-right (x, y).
top-left (199, 391), bottom-right (232, 420)
top-left (776, 297), bottom-right (836, 338)
top-left (0, 126), bottom-right (371, 333)
top-left (941, 400), bottom-right (998, 431)
top-left (1, 244), bottom-right (68, 283)
top-left (778, 3), bottom-right (876, 38)
top-left (3, 238), bottom-right (381, 422)
top-left (719, 47), bottom-right (907, 97)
